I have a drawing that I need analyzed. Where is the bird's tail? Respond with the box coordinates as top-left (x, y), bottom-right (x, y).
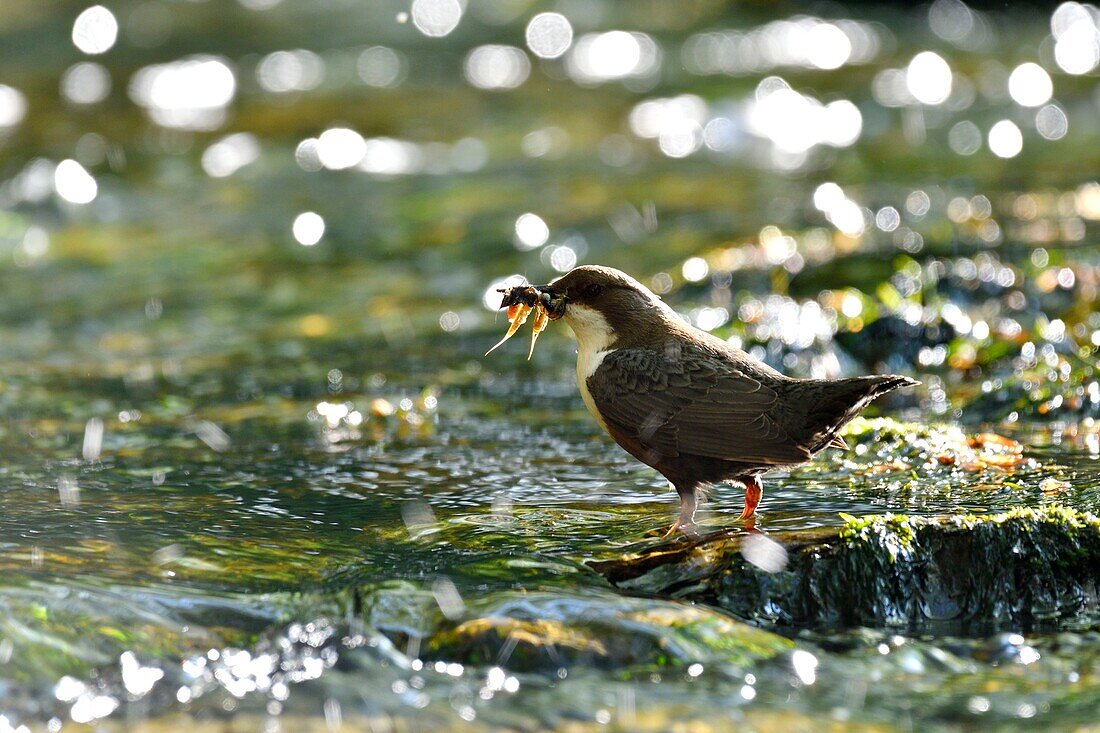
top-left (795, 374), bottom-right (920, 453)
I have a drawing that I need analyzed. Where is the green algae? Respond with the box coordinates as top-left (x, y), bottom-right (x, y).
top-left (596, 506), bottom-right (1100, 635)
top-left (360, 584), bottom-right (791, 674)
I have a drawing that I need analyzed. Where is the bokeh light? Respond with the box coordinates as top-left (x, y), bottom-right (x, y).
top-left (357, 47), bottom-right (405, 87)
top-left (514, 213), bottom-right (549, 250)
top-left (60, 62), bottom-right (111, 105)
top-left (360, 137), bottom-right (424, 176)
top-left (0, 84), bottom-right (27, 129)
top-left (567, 31), bottom-right (660, 84)
top-left (54, 159), bottom-right (97, 204)
top-left (806, 23), bottom-right (852, 69)
top-left (201, 133), bottom-right (261, 178)
top-left (747, 79), bottom-right (862, 154)
top-left (988, 120), bottom-right (1023, 158)
top-left (525, 13), bottom-right (573, 59)
top-left (72, 6), bottom-right (118, 55)
top-left (1036, 104), bottom-right (1069, 140)
top-left (129, 56), bottom-right (236, 130)
top-left (683, 17), bottom-right (880, 76)
top-left (317, 127), bottom-right (366, 170)
top-left (906, 51), bottom-right (952, 105)
top-left (1007, 63), bottom-right (1053, 107)
top-left (464, 46), bottom-right (530, 90)
top-left (411, 0), bottom-right (462, 38)
top-left (929, 0), bottom-right (975, 43)
top-left (1052, 2), bottom-right (1100, 74)
top-left (682, 257), bottom-right (709, 282)
top-left (948, 120), bottom-right (982, 155)
top-left (256, 50), bottom-right (325, 94)
top-left (292, 211), bottom-right (325, 245)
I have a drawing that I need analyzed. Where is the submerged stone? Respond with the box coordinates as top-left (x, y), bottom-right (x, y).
top-left (592, 506), bottom-right (1100, 635)
top-left (361, 585), bottom-right (792, 673)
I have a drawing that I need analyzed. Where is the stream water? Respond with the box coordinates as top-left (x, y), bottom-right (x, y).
top-left (1, 1), bottom-right (1099, 730)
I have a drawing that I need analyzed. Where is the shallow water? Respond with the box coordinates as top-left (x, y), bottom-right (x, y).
top-left (1, 0), bottom-right (1099, 730)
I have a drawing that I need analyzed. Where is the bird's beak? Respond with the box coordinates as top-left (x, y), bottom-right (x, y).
top-left (533, 285), bottom-right (567, 320)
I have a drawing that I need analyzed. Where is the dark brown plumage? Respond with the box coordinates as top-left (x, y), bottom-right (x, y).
top-left (517, 265), bottom-right (919, 534)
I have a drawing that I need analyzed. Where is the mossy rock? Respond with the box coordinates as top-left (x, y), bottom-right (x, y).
top-left (592, 506), bottom-right (1100, 635)
top-left (363, 587), bottom-right (792, 674)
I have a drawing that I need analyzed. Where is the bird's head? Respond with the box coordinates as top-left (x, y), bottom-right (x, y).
top-left (532, 265), bottom-right (676, 349)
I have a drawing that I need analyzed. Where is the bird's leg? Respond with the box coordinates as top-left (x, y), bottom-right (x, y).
top-left (737, 475), bottom-right (763, 520)
top-left (663, 484), bottom-right (699, 538)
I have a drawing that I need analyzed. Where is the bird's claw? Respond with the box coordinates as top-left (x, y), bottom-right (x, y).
top-left (661, 520), bottom-right (698, 539)
top-left (737, 478), bottom-right (763, 520)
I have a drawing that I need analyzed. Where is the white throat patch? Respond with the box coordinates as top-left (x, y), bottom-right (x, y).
top-left (564, 303), bottom-right (615, 431)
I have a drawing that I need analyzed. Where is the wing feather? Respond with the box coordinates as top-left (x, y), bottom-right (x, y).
top-left (587, 346), bottom-right (810, 466)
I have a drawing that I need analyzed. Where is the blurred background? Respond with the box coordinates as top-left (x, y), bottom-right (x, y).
top-left (0, 1), bottom-right (1099, 730)
top-left (1, 0), bottom-right (1096, 419)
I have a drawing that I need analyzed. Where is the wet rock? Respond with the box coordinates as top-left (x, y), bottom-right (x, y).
top-left (821, 417), bottom-right (1033, 474)
top-left (361, 586), bottom-right (792, 673)
top-left (592, 507), bottom-right (1100, 635)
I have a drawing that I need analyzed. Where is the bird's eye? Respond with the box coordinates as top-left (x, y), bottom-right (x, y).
top-left (583, 283), bottom-right (604, 299)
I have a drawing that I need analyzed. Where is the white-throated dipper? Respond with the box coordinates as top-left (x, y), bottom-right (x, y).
top-left (506, 265), bottom-right (919, 535)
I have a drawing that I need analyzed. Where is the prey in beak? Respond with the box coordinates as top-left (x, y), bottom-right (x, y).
top-left (484, 283), bottom-right (566, 358)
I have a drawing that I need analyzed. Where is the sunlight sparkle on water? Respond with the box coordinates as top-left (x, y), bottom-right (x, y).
top-left (906, 51), bottom-right (952, 105)
top-left (295, 138), bottom-right (323, 172)
top-left (682, 257), bottom-right (709, 282)
top-left (411, 0), bottom-right (462, 38)
top-left (72, 6), bottom-right (118, 55)
top-left (876, 206), bottom-right (901, 232)
top-left (293, 212), bottom-right (325, 245)
top-left (1052, 2), bottom-right (1100, 74)
top-left (359, 137), bottom-right (423, 175)
top-left (317, 127), bottom-right (366, 170)
top-left (202, 133), bottom-right (260, 178)
top-left (526, 13), bottom-right (574, 59)
top-left (1008, 63), bottom-right (1053, 107)
top-left (814, 182), bottom-right (865, 236)
top-left (357, 47), bottom-right (405, 87)
top-left (514, 213), bottom-right (549, 250)
top-left (748, 79), bottom-right (862, 154)
top-left (69, 694), bottom-right (118, 724)
top-left (549, 245), bottom-right (577, 272)
top-left (949, 120), bottom-right (982, 155)
top-left (54, 160), bottom-right (97, 204)
top-left (465, 46), bottom-right (530, 90)
top-left (806, 23), bottom-right (853, 69)
top-left (683, 18), bottom-right (879, 76)
top-left (256, 49), bottom-right (325, 93)
top-left (60, 62), bottom-right (110, 105)
top-left (483, 274), bottom-right (526, 310)
top-left (988, 120), bottom-right (1023, 158)
top-left (0, 85), bottom-right (27, 129)
top-left (567, 31), bottom-right (659, 83)
top-left (792, 650), bottom-right (818, 685)
top-left (629, 95), bottom-right (706, 158)
top-left (129, 56), bottom-right (236, 130)
top-left (929, 0), bottom-right (975, 43)
top-left (1036, 104), bottom-right (1069, 140)
top-left (120, 652), bottom-right (164, 697)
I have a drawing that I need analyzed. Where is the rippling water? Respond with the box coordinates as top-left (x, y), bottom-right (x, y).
top-left (1, 0), bottom-right (1099, 730)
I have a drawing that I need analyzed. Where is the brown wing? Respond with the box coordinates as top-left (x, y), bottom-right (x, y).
top-left (587, 346), bottom-right (810, 466)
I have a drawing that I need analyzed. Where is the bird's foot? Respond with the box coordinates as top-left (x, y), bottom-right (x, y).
top-left (736, 476), bottom-right (763, 520)
top-left (661, 520), bottom-right (698, 539)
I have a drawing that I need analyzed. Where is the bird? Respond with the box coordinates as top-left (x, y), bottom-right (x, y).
top-left (516, 265), bottom-right (919, 536)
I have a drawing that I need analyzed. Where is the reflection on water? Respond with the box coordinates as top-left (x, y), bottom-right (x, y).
top-left (0, 0), bottom-right (1098, 730)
